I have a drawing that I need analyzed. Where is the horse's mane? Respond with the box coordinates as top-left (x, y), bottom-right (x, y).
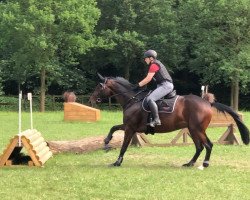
top-left (112, 76), bottom-right (134, 89)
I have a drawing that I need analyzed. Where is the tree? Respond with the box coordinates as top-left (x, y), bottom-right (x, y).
top-left (93, 0), bottom-right (145, 80)
top-left (81, 0), bottom-right (184, 84)
top-left (0, 66), bottom-right (3, 95)
top-left (178, 0), bottom-right (250, 110)
top-left (0, 0), bottom-right (100, 111)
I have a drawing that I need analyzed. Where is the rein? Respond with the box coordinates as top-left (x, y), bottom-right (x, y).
top-left (99, 78), bottom-right (145, 110)
top-left (109, 90), bottom-right (145, 110)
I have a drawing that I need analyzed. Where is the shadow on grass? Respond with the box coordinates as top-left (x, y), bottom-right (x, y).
top-left (72, 161), bottom-right (193, 170)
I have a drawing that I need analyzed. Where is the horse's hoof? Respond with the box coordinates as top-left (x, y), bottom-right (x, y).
top-left (104, 139), bottom-right (109, 144)
top-left (182, 162), bottom-right (194, 167)
top-left (103, 145), bottom-right (112, 152)
top-left (203, 163), bottom-right (209, 168)
top-left (104, 137), bottom-right (111, 144)
top-left (109, 162), bottom-right (121, 167)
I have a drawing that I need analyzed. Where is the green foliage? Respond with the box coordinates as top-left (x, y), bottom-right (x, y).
top-left (0, 0), bottom-right (101, 92)
top-left (81, 0), bottom-right (185, 81)
top-left (0, 96), bottom-right (18, 111)
top-left (0, 96), bottom-right (18, 104)
top-left (0, 67), bottom-right (3, 95)
top-left (178, 0), bottom-right (250, 89)
top-left (0, 0), bottom-right (250, 104)
top-left (0, 95), bottom-right (63, 111)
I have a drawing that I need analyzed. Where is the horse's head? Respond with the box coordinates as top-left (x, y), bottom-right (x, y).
top-left (89, 75), bottom-right (109, 106)
top-left (89, 73), bottom-right (136, 107)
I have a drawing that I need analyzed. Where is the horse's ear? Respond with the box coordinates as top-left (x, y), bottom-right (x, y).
top-left (97, 73), bottom-right (105, 81)
top-left (99, 83), bottom-right (106, 89)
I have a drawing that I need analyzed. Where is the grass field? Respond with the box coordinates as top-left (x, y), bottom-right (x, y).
top-left (0, 110), bottom-right (249, 200)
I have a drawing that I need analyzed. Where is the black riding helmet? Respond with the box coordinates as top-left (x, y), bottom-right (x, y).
top-left (143, 49), bottom-right (157, 59)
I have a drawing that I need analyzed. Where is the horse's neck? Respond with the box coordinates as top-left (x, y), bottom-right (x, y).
top-left (114, 91), bottom-right (132, 106)
top-left (111, 88), bottom-right (134, 106)
top-left (113, 89), bottom-right (147, 108)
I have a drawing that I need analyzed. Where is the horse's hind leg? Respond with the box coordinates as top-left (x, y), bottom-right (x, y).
top-left (183, 133), bottom-right (204, 167)
top-left (184, 130), bottom-right (213, 168)
top-left (104, 124), bottom-right (124, 150)
top-left (202, 136), bottom-right (213, 167)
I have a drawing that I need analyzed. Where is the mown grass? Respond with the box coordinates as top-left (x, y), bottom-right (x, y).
top-left (0, 110), bottom-right (249, 200)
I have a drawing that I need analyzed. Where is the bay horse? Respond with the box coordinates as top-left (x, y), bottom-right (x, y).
top-left (89, 74), bottom-right (249, 168)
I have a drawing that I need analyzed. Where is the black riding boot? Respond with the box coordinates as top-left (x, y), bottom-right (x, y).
top-left (148, 100), bottom-right (161, 127)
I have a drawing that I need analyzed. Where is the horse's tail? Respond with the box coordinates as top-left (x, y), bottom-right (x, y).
top-left (203, 93), bottom-right (249, 145)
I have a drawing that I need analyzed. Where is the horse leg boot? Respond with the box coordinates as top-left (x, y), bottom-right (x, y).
top-left (148, 99), bottom-right (161, 127)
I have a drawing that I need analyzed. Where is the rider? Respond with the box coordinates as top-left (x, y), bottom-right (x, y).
top-left (135, 50), bottom-right (174, 127)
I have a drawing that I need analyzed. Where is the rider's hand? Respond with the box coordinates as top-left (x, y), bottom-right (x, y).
top-left (132, 83), bottom-right (140, 91)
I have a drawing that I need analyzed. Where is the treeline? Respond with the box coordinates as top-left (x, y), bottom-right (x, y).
top-left (0, 0), bottom-right (249, 111)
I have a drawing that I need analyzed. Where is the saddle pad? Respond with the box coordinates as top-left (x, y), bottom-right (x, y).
top-left (142, 95), bottom-right (179, 113)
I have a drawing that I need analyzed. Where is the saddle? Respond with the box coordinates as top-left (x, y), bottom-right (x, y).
top-left (142, 90), bottom-right (179, 113)
top-left (142, 90), bottom-right (179, 135)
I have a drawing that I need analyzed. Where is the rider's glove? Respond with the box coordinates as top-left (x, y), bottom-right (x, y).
top-left (132, 83), bottom-right (140, 91)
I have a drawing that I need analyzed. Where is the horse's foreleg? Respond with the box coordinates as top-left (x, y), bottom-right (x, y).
top-left (104, 124), bottom-right (124, 151)
top-left (112, 129), bottom-right (135, 167)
